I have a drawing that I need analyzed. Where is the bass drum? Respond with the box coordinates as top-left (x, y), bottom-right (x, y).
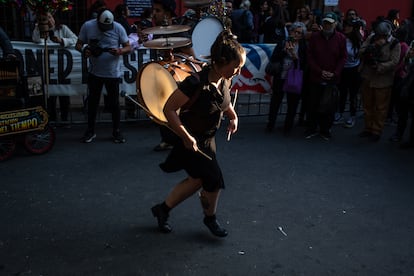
top-left (191, 16), bottom-right (224, 62)
top-left (136, 54), bottom-right (201, 124)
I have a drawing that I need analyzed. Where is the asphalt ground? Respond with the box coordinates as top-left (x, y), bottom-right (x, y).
top-left (1, 115), bottom-right (414, 276)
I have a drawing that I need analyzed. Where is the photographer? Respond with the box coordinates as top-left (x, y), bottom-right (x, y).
top-left (75, 9), bottom-right (131, 143)
top-left (358, 20), bottom-right (401, 142)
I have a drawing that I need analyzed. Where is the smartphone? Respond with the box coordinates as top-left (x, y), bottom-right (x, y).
top-left (287, 36), bottom-right (295, 42)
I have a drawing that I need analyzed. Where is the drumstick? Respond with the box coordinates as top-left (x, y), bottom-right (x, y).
top-left (227, 89), bottom-right (238, 141)
top-left (122, 92), bottom-right (212, 161)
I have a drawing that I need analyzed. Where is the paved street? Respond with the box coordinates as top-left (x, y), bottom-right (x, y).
top-left (1, 116), bottom-right (414, 276)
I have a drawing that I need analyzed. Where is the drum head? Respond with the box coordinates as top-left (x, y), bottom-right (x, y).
top-left (192, 17), bottom-right (224, 61)
top-left (137, 63), bottom-right (178, 124)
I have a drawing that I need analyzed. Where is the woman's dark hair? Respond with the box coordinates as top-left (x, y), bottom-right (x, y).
top-left (114, 4), bottom-right (128, 18)
top-left (89, 0), bottom-right (106, 19)
top-left (343, 19), bottom-right (362, 53)
top-left (142, 7), bottom-right (152, 18)
top-left (210, 30), bottom-right (245, 66)
top-left (395, 27), bottom-right (408, 43)
top-left (345, 9), bottom-right (358, 18)
top-left (387, 9), bottom-right (399, 21)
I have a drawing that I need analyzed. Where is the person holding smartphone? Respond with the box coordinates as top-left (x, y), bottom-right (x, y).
top-left (266, 21), bottom-right (308, 135)
top-left (75, 9), bottom-right (131, 143)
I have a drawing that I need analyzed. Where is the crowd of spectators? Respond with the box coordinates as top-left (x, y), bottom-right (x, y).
top-left (226, 2), bottom-right (414, 148)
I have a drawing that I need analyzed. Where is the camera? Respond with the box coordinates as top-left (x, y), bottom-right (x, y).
top-left (363, 44), bottom-right (381, 66)
top-left (87, 39), bottom-right (104, 57)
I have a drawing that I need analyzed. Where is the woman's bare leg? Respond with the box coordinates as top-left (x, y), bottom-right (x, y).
top-left (165, 177), bottom-right (202, 208)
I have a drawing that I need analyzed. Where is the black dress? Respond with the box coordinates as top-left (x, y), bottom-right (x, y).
top-left (159, 67), bottom-right (231, 192)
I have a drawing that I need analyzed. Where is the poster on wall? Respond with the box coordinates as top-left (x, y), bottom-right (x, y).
top-left (325, 0), bottom-right (339, 6)
top-left (126, 0), bottom-right (152, 17)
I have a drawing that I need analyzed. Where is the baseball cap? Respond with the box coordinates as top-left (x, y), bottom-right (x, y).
top-left (322, 12), bottom-right (337, 23)
top-left (98, 9), bottom-right (114, 31)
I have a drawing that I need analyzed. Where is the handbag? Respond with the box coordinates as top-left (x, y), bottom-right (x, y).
top-left (282, 62), bottom-right (303, 94)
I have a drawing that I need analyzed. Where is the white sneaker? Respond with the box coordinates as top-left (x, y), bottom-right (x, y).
top-left (333, 113), bottom-right (344, 125)
top-left (344, 117), bottom-right (355, 128)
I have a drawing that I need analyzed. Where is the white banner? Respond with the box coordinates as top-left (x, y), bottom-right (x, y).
top-left (11, 41), bottom-right (275, 96)
top-left (11, 41), bottom-right (152, 97)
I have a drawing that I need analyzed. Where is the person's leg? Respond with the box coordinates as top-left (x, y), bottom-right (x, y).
top-left (348, 66), bottom-right (360, 118)
top-left (199, 189), bottom-right (228, 237)
top-left (371, 87), bottom-right (392, 139)
top-left (152, 177), bottom-right (202, 233)
top-left (86, 74), bottom-right (104, 133)
top-left (47, 96), bottom-right (57, 122)
top-left (305, 83), bottom-right (321, 136)
top-left (104, 78), bottom-right (121, 134)
top-left (387, 77), bottom-right (401, 121)
top-left (298, 75), bottom-right (310, 125)
top-left (58, 96), bottom-right (70, 122)
top-left (393, 98), bottom-right (409, 141)
top-left (337, 69), bottom-right (349, 120)
top-left (408, 106), bottom-right (414, 144)
top-left (267, 79), bottom-right (284, 131)
top-left (360, 80), bottom-right (375, 135)
top-left (400, 105), bottom-right (414, 148)
top-left (284, 92), bottom-right (301, 133)
top-left (199, 189), bottom-right (220, 216)
top-left (165, 177), bottom-right (202, 208)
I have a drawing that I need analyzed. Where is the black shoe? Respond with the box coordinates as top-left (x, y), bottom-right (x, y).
top-left (113, 131), bottom-right (126, 143)
top-left (203, 216), bottom-right (228, 237)
top-left (370, 134), bottom-right (381, 142)
top-left (358, 130), bottom-right (372, 138)
top-left (151, 204), bottom-right (172, 233)
top-left (320, 131), bottom-right (332, 141)
top-left (265, 123), bottom-right (274, 133)
top-left (400, 141), bottom-right (414, 149)
top-left (82, 131), bottom-right (96, 143)
top-left (389, 133), bottom-right (402, 142)
top-left (304, 129), bottom-right (318, 139)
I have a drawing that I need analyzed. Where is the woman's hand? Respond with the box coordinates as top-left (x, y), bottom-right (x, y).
top-left (285, 41), bottom-right (298, 60)
top-left (183, 135), bottom-right (198, 152)
top-left (227, 117), bottom-right (238, 135)
top-left (109, 48), bottom-right (123, 56)
top-left (50, 36), bottom-right (63, 45)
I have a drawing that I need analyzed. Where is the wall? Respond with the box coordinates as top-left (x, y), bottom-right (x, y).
top-left (338, 0), bottom-right (413, 30)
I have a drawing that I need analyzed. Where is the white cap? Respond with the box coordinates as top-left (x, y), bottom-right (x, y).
top-left (98, 10), bottom-right (114, 31)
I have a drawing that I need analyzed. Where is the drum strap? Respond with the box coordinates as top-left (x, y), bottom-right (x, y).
top-left (181, 70), bottom-right (204, 110)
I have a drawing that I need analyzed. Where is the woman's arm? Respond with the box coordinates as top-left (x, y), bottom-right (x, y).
top-left (224, 103), bottom-right (238, 135)
top-left (58, 25), bottom-right (78, 47)
top-left (32, 25), bottom-right (42, 43)
top-left (163, 89), bottom-right (198, 151)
